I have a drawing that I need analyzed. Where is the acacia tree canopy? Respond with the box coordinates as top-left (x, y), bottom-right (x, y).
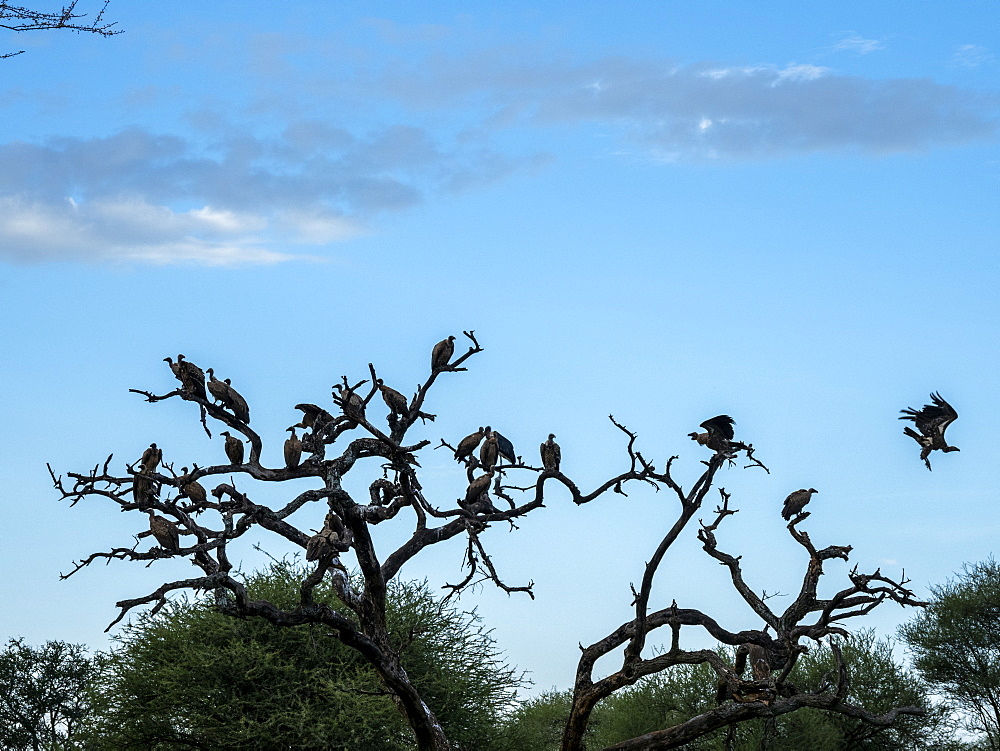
top-left (900, 558), bottom-right (1000, 749)
top-left (85, 561), bottom-right (523, 750)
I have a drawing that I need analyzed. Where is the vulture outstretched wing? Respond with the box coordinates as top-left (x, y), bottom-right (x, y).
top-left (899, 392), bottom-right (958, 438)
top-left (701, 415), bottom-right (735, 441)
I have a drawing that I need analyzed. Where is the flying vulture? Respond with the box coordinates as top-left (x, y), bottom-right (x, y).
top-left (689, 415), bottom-right (735, 452)
top-left (900, 392), bottom-right (960, 470)
top-left (540, 434), bottom-right (561, 471)
top-left (220, 431), bottom-right (245, 465)
top-left (431, 336), bottom-right (456, 371)
top-left (377, 380), bottom-right (409, 415)
top-left (479, 431), bottom-right (499, 471)
top-left (140, 443), bottom-right (162, 474)
top-left (494, 431), bottom-right (516, 465)
top-left (781, 488), bottom-right (818, 520)
top-left (284, 428), bottom-right (302, 469)
top-left (454, 427), bottom-right (485, 462)
top-left (147, 510), bottom-right (179, 552)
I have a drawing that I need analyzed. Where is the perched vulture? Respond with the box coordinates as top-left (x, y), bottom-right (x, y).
top-left (220, 431), bottom-right (245, 465)
top-left (454, 427), bottom-right (486, 462)
top-left (431, 335), bottom-right (456, 371)
top-left (206, 369), bottom-right (251, 423)
top-left (461, 471), bottom-right (496, 512)
top-left (689, 415), bottom-right (735, 452)
top-left (293, 403), bottom-right (334, 431)
top-left (284, 427), bottom-right (302, 469)
top-left (377, 380), bottom-right (409, 415)
top-left (332, 384), bottom-right (365, 419)
top-left (494, 431), bottom-right (516, 465)
top-left (147, 510), bottom-right (179, 552)
top-left (133, 474), bottom-right (155, 506)
top-left (164, 354), bottom-right (207, 400)
top-left (781, 488), bottom-right (818, 520)
top-left (479, 431), bottom-right (499, 471)
top-left (178, 468), bottom-right (207, 506)
top-left (306, 529), bottom-right (338, 562)
top-left (540, 434), bottom-right (561, 471)
top-left (899, 392), bottom-right (960, 471)
top-left (140, 443), bottom-right (162, 474)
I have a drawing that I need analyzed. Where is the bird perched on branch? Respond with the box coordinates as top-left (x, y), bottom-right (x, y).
top-left (133, 473), bottom-right (155, 506)
top-left (689, 415), bottom-right (735, 452)
top-left (206, 368), bottom-right (250, 423)
top-left (284, 428), bottom-right (302, 469)
top-left (165, 355), bottom-right (207, 400)
top-left (377, 379), bottom-right (409, 416)
top-left (431, 335), bottom-right (455, 371)
top-left (461, 471), bottom-right (496, 512)
top-left (146, 510), bottom-right (179, 552)
top-left (781, 488), bottom-right (818, 520)
top-left (139, 443), bottom-right (162, 474)
top-left (494, 431), bottom-right (516, 465)
top-left (220, 431), bottom-right (245, 465)
top-left (332, 383), bottom-right (365, 419)
top-left (480, 431), bottom-right (499, 472)
top-left (454, 427), bottom-right (485, 462)
top-left (900, 392), bottom-right (960, 471)
top-left (540, 434), bottom-right (561, 471)
top-left (178, 467), bottom-right (207, 507)
top-left (293, 403), bottom-right (334, 432)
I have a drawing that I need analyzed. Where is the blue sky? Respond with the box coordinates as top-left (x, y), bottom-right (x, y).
top-left (1, 2), bottom-right (998, 694)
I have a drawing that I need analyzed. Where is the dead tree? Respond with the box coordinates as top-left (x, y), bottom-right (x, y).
top-left (561, 453), bottom-right (927, 751)
top-left (1, 1), bottom-right (120, 58)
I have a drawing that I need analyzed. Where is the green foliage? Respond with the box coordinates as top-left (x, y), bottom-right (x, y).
top-left (900, 558), bottom-right (1000, 748)
top-left (85, 561), bottom-right (524, 750)
top-left (0, 637), bottom-right (96, 750)
top-left (501, 633), bottom-right (965, 750)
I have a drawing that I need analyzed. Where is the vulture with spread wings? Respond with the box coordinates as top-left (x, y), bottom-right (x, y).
top-left (899, 391), bottom-right (959, 470)
top-left (689, 415), bottom-right (735, 452)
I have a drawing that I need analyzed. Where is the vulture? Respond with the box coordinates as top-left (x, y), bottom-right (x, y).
top-left (900, 392), bottom-right (960, 470)
top-left (454, 427), bottom-right (485, 462)
top-left (494, 431), bottom-right (516, 465)
top-left (293, 403), bottom-right (334, 432)
top-left (178, 467), bottom-right (207, 506)
top-left (205, 369), bottom-right (251, 423)
top-left (689, 415), bottom-right (735, 452)
top-left (377, 380), bottom-right (409, 415)
top-left (164, 354), bottom-right (207, 400)
top-left (147, 510), bottom-right (179, 552)
top-left (479, 431), bottom-right (499, 471)
top-left (133, 474), bottom-right (155, 506)
top-left (461, 471), bottom-right (496, 512)
top-left (540, 434), bottom-right (561, 471)
top-left (306, 529), bottom-right (339, 562)
top-left (284, 427), bottom-right (302, 469)
top-left (220, 431), bottom-right (245, 465)
top-left (431, 335), bottom-right (456, 371)
top-left (332, 384), bottom-right (365, 419)
top-left (781, 488), bottom-right (818, 521)
top-left (140, 443), bottom-right (162, 474)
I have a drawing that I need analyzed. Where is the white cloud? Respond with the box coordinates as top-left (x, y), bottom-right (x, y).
top-left (954, 44), bottom-right (995, 69)
top-left (831, 33), bottom-right (886, 55)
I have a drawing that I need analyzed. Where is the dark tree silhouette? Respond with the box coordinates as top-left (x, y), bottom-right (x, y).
top-left (51, 334), bottom-right (927, 750)
top-left (1, 1), bottom-right (119, 58)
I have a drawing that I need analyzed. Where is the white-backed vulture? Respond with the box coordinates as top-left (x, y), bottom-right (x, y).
top-left (900, 392), bottom-right (960, 470)
top-left (540, 434), bottom-right (561, 471)
top-left (689, 415), bottom-right (735, 452)
top-left (781, 488), bottom-right (817, 520)
top-left (431, 335), bottom-right (456, 371)
top-left (377, 380), bottom-right (409, 415)
top-left (284, 427), bottom-right (302, 469)
top-left (140, 443), bottom-right (162, 473)
top-left (332, 384), bottom-right (365, 419)
top-left (454, 427), bottom-right (485, 461)
top-left (220, 431), bottom-right (245, 465)
top-left (165, 354), bottom-right (207, 400)
top-left (479, 431), bottom-right (499, 472)
top-left (461, 471), bottom-right (496, 512)
top-left (205, 369), bottom-right (251, 423)
top-left (147, 510), bottom-right (179, 552)
top-left (293, 403), bottom-right (334, 431)
top-left (178, 467), bottom-right (207, 506)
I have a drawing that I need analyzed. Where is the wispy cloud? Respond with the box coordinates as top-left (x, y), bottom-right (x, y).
top-left (830, 33), bottom-right (886, 56)
top-left (954, 44), bottom-right (996, 69)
